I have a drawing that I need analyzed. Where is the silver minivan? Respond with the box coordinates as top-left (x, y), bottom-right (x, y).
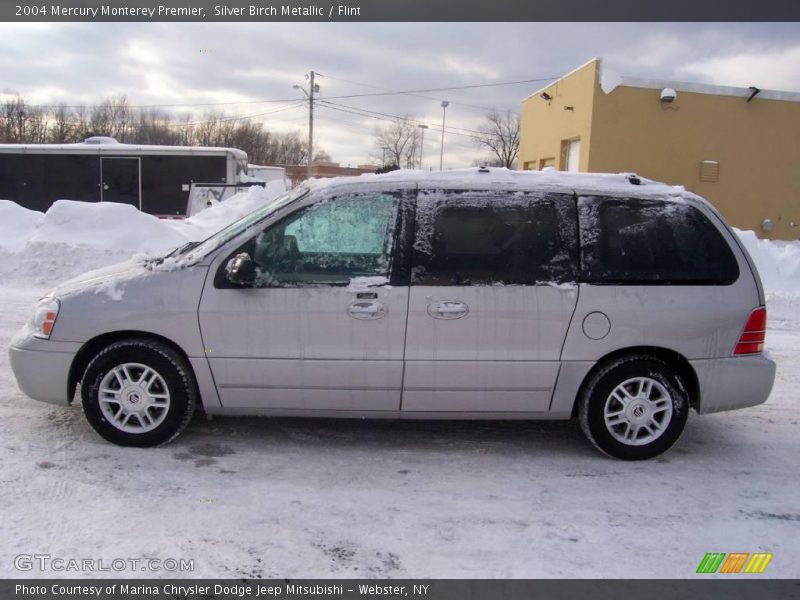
top-left (8, 169), bottom-right (776, 459)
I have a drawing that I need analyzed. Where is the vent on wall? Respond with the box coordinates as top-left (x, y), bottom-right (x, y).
top-left (699, 160), bottom-right (720, 182)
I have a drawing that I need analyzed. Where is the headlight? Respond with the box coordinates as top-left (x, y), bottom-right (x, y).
top-left (31, 297), bottom-right (60, 340)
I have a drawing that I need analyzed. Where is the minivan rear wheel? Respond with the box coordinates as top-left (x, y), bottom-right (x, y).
top-left (81, 339), bottom-right (196, 447)
top-left (579, 357), bottom-right (688, 460)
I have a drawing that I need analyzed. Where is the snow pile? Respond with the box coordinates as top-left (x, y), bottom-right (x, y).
top-left (0, 200), bottom-right (44, 252)
top-left (177, 180), bottom-right (285, 240)
top-left (735, 228), bottom-right (800, 294)
top-left (599, 64), bottom-right (624, 95)
top-left (29, 200), bottom-right (190, 253)
top-left (0, 185), bottom-right (282, 285)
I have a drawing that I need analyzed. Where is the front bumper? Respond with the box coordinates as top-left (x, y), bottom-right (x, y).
top-left (691, 354), bottom-right (777, 414)
top-left (8, 336), bottom-right (82, 406)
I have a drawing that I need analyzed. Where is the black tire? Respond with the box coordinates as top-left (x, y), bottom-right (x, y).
top-left (578, 356), bottom-right (689, 460)
top-left (80, 339), bottom-right (196, 447)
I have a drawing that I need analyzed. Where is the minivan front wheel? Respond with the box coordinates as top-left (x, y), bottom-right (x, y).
top-left (81, 339), bottom-right (196, 447)
top-left (579, 357), bottom-right (688, 460)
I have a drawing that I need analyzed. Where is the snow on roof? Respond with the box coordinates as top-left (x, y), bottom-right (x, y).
top-left (0, 140), bottom-right (248, 157)
top-left (524, 57), bottom-right (800, 104)
top-left (602, 72), bottom-right (800, 102)
top-left (303, 166), bottom-right (685, 199)
top-left (523, 58), bottom-right (599, 101)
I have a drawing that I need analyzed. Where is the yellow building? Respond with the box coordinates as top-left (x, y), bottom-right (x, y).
top-left (519, 58), bottom-right (800, 239)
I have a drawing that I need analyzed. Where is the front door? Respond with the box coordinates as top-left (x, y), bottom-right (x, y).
top-left (402, 189), bottom-right (579, 413)
top-left (198, 190), bottom-right (410, 412)
top-left (101, 157), bottom-right (141, 208)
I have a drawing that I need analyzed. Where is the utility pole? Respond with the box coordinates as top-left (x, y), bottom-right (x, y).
top-left (307, 70), bottom-right (315, 179)
top-left (418, 124), bottom-right (428, 169)
top-left (439, 101), bottom-right (449, 171)
top-left (294, 70), bottom-right (318, 180)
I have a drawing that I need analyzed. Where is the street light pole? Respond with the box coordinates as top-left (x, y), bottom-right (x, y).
top-left (418, 124), bottom-right (428, 170)
top-left (439, 101), bottom-right (449, 171)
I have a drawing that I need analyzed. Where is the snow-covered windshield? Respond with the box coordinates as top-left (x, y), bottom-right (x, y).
top-left (181, 186), bottom-right (309, 263)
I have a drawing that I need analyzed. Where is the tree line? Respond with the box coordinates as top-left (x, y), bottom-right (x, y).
top-left (2, 93), bottom-right (520, 169)
top-left (0, 94), bottom-right (311, 166)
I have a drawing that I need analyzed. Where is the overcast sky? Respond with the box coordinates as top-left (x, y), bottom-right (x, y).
top-left (1, 22), bottom-right (799, 167)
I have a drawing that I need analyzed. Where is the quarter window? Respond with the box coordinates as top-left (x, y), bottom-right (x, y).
top-left (578, 196), bottom-right (739, 284)
top-left (412, 191), bottom-right (578, 285)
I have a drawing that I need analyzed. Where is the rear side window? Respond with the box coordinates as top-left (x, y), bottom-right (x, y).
top-left (412, 190), bottom-right (578, 285)
top-left (579, 196), bottom-right (739, 285)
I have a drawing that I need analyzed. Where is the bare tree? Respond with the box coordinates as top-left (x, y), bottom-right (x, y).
top-left (50, 104), bottom-right (79, 143)
top-left (0, 93), bottom-right (316, 166)
top-left (136, 109), bottom-right (187, 145)
top-left (192, 111), bottom-right (221, 147)
top-left (191, 111), bottom-right (240, 148)
top-left (86, 95), bottom-right (134, 141)
top-left (106, 94), bottom-right (133, 141)
top-left (73, 105), bottom-right (90, 140)
top-left (26, 106), bottom-right (49, 143)
top-left (0, 96), bottom-right (48, 143)
top-left (1, 96), bottom-right (29, 142)
top-left (88, 99), bottom-right (112, 138)
top-left (171, 113), bottom-right (196, 146)
top-left (374, 117), bottom-right (420, 168)
top-left (475, 110), bottom-right (520, 169)
top-left (272, 131), bottom-right (308, 165)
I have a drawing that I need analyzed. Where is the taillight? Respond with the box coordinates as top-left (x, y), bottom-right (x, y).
top-left (733, 307), bottom-right (767, 355)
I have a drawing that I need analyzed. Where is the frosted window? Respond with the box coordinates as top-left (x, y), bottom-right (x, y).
top-left (251, 193), bottom-right (399, 285)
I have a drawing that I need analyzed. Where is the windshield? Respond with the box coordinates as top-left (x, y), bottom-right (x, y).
top-left (180, 185), bottom-right (310, 263)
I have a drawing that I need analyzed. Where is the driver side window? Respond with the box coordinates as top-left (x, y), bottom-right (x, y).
top-left (250, 192), bottom-right (400, 286)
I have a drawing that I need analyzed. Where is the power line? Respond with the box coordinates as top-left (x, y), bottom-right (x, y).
top-left (170, 101), bottom-right (306, 127)
top-left (319, 76), bottom-right (556, 101)
top-left (318, 102), bottom-right (479, 140)
top-left (321, 100), bottom-right (487, 135)
top-left (7, 76), bottom-right (555, 110)
top-left (314, 114), bottom-right (377, 136)
top-left (317, 100), bottom-right (483, 141)
top-left (319, 115), bottom-right (479, 159)
top-left (322, 73), bottom-right (512, 113)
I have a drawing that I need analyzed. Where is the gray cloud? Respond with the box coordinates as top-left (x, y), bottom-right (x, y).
top-left (1, 22), bottom-right (799, 166)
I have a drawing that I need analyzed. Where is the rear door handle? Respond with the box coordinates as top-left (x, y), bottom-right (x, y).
top-left (427, 300), bottom-right (469, 320)
top-left (347, 300), bottom-right (387, 320)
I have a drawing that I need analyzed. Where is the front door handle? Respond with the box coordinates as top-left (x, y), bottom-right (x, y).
top-left (427, 300), bottom-right (469, 320)
top-left (347, 300), bottom-right (388, 320)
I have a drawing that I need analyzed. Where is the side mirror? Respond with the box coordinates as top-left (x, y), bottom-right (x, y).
top-left (225, 252), bottom-right (257, 286)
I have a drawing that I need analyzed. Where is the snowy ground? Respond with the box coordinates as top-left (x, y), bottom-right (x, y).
top-left (0, 183), bottom-right (799, 578)
top-left (0, 296), bottom-right (800, 577)
top-left (1, 285), bottom-right (799, 579)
